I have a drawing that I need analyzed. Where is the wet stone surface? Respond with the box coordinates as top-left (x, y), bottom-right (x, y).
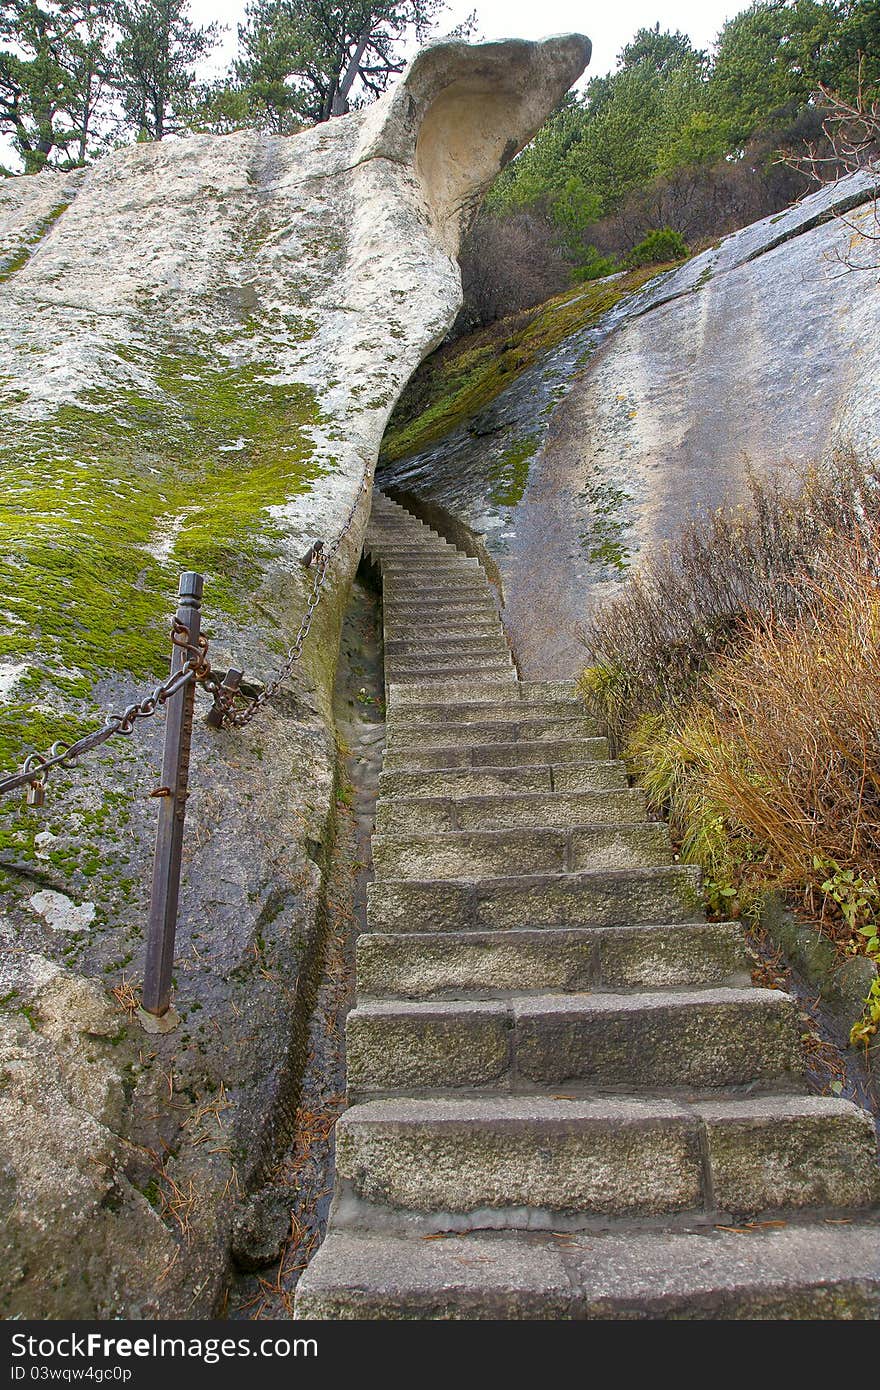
top-left (225, 570), bottom-right (385, 1318)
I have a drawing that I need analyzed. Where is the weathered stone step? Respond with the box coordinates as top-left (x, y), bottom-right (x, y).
top-left (386, 650), bottom-right (513, 675)
top-left (384, 617), bottom-right (504, 641)
top-left (333, 1094), bottom-right (880, 1225)
top-left (385, 668), bottom-right (516, 689)
top-left (385, 635), bottom-right (509, 657)
top-left (384, 597), bottom-right (501, 621)
top-left (390, 679), bottom-right (578, 705)
top-left (382, 737), bottom-right (609, 771)
top-left (384, 598), bottom-right (502, 622)
top-left (356, 923), bottom-right (750, 998)
top-left (376, 788), bottom-right (646, 834)
top-left (345, 988), bottom-right (801, 1098)
top-left (387, 697), bottom-right (582, 725)
top-left (384, 573), bottom-right (492, 596)
top-left (372, 823), bottom-right (671, 880)
top-left (381, 564), bottom-right (483, 582)
top-left (367, 529), bottom-right (456, 543)
top-left (378, 760), bottom-right (628, 800)
top-left (367, 864), bottom-right (702, 933)
top-left (386, 665), bottom-right (517, 685)
top-left (293, 1222), bottom-right (880, 1319)
top-left (379, 553), bottom-right (480, 570)
top-left (386, 716), bottom-right (595, 749)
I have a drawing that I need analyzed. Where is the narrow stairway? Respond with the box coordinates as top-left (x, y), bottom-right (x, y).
top-left (295, 493), bottom-right (880, 1319)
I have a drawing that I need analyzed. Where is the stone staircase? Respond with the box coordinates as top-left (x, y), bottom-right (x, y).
top-left (295, 492), bottom-right (880, 1319)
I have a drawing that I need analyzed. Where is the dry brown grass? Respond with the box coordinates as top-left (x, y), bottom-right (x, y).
top-left (581, 454), bottom-right (880, 749)
top-left (692, 546), bottom-right (880, 911)
top-left (580, 458), bottom-right (880, 1040)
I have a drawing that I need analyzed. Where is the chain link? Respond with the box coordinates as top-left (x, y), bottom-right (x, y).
top-left (0, 621), bottom-right (212, 799)
top-left (221, 469), bottom-right (371, 728)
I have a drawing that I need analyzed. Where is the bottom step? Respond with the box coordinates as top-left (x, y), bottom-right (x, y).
top-left (294, 1223), bottom-right (880, 1320)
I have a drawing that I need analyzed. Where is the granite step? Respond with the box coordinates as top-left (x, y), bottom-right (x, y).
top-left (377, 761), bottom-right (629, 800)
top-left (371, 823), bottom-right (672, 880)
top-left (381, 737), bottom-right (609, 771)
top-left (356, 923), bottom-right (751, 998)
top-left (294, 1223), bottom-right (880, 1319)
top-left (345, 988), bottom-right (802, 1099)
top-left (366, 864), bottom-right (704, 933)
top-left (332, 1093), bottom-right (880, 1226)
top-left (375, 788), bottom-right (647, 834)
top-left (385, 716), bottom-right (597, 748)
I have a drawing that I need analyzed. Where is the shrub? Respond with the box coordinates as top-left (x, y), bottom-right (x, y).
top-left (581, 455), bottom-right (880, 748)
top-left (572, 245), bottom-right (620, 282)
top-left (626, 226), bottom-right (689, 267)
top-left (579, 455), bottom-right (880, 1032)
top-left (456, 208), bottom-right (572, 331)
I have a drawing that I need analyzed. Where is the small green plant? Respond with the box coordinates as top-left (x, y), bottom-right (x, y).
top-left (850, 977), bottom-right (880, 1048)
top-left (572, 245), bottom-right (620, 282)
top-left (815, 856), bottom-right (880, 933)
top-left (626, 227), bottom-right (689, 268)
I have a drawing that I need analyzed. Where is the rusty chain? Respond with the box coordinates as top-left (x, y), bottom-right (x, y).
top-left (0, 621), bottom-right (213, 801)
top-left (218, 469), bottom-right (371, 728)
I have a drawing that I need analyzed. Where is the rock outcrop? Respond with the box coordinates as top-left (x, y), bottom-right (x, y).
top-left (0, 34), bottom-right (591, 1318)
top-left (379, 167), bottom-right (880, 677)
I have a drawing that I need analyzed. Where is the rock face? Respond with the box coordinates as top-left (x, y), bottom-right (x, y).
top-left (380, 167), bottom-right (880, 677)
top-left (0, 34), bottom-right (591, 1318)
top-left (506, 167), bottom-right (880, 675)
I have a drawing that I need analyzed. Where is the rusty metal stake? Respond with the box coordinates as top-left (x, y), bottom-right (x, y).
top-left (142, 572), bottom-right (203, 1018)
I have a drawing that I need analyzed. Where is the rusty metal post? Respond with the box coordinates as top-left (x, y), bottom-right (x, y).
top-left (142, 572), bottom-right (203, 1018)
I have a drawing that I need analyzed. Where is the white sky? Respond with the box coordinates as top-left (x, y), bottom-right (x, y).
top-left (191, 1), bottom-right (745, 81)
top-left (1, 2), bottom-right (745, 168)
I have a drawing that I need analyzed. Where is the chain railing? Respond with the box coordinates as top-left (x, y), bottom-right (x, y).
top-left (0, 473), bottom-right (370, 1022)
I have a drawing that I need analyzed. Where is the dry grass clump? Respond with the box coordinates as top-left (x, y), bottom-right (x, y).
top-left (582, 454), bottom-right (880, 749)
top-left (579, 455), bottom-right (880, 1041)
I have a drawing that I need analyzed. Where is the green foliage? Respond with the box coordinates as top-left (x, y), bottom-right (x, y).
top-left (112, 0), bottom-right (219, 141)
top-left (815, 855), bottom-right (880, 933)
top-left (486, 4), bottom-right (879, 273)
top-left (710, 0), bottom-right (843, 145)
top-left (626, 227), bottom-right (689, 267)
top-left (0, 0), bottom-right (114, 172)
top-left (234, 0), bottom-right (472, 131)
top-left (572, 246), bottom-right (619, 282)
top-left (850, 977), bottom-right (880, 1047)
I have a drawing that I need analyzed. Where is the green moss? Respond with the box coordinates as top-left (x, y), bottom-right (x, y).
top-left (0, 200), bottom-right (72, 283)
top-left (381, 266), bottom-right (666, 464)
top-left (578, 474), bottom-right (633, 573)
top-left (0, 339), bottom-right (328, 860)
top-left (487, 435), bottom-right (540, 509)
